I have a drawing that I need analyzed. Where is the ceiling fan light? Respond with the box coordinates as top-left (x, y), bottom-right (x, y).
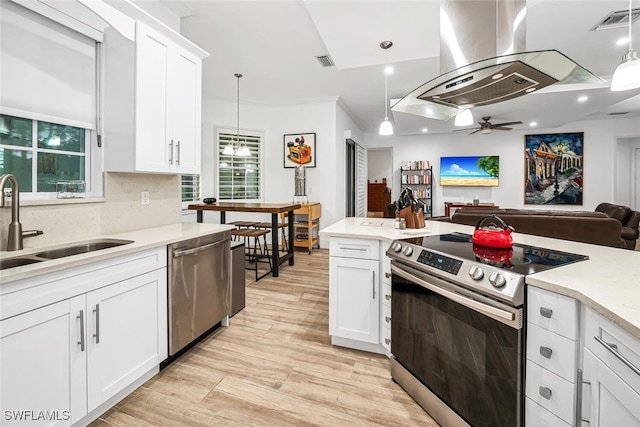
top-left (379, 118), bottom-right (394, 135)
top-left (454, 109), bottom-right (474, 126)
top-left (611, 50), bottom-right (640, 91)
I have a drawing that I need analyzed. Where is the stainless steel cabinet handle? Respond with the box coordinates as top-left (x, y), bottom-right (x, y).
top-left (539, 386), bottom-right (552, 400)
top-left (576, 369), bottom-right (591, 425)
top-left (169, 140), bottom-right (174, 165)
top-left (385, 272), bottom-right (391, 279)
top-left (540, 307), bottom-right (553, 318)
top-left (372, 271), bottom-right (376, 299)
top-left (385, 294), bottom-right (391, 301)
top-left (539, 346), bottom-right (553, 359)
top-left (385, 316), bottom-right (391, 323)
top-left (93, 304), bottom-right (100, 344)
top-left (176, 140), bottom-right (181, 165)
top-left (339, 246), bottom-right (367, 252)
top-left (78, 310), bottom-right (85, 352)
top-left (595, 335), bottom-right (640, 376)
top-left (385, 338), bottom-right (391, 345)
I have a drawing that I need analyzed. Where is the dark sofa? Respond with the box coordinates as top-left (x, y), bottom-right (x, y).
top-left (449, 208), bottom-right (626, 249)
top-left (595, 202), bottom-right (640, 249)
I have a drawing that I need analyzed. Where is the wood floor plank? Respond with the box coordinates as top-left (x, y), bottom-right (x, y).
top-left (93, 248), bottom-right (438, 426)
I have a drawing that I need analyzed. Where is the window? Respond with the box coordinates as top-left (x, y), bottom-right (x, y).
top-left (0, 114), bottom-right (89, 195)
top-left (217, 130), bottom-right (262, 201)
top-left (181, 174), bottom-right (201, 203)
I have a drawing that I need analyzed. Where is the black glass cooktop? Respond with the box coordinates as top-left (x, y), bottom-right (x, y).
top-left (406, 232), bottom-right (588, 276)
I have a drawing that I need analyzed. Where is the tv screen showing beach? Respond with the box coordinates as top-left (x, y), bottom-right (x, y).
top-left (440, 156), bottom-right (499, 186)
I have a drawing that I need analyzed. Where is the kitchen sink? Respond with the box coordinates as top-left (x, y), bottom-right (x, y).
top-left (0, 257), bottom-right (43, 270)
top-left (35, 239), bottom-right (134, 259)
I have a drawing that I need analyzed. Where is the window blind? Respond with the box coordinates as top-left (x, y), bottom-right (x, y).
top-left (0, 0), bottom-right (97, 129)
top-left (218, 132), bottom-right (262, 200)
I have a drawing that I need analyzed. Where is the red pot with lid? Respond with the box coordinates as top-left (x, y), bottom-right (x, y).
top-left (472, 215), bottom-right (515, 249)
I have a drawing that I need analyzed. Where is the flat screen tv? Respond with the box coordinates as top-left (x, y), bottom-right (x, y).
top-left (440, 156), bottom-right (499, 186)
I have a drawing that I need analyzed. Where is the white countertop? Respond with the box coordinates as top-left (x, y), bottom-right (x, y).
top-left (321, 217), bottom-right (640, 340)
top-left (0, 223), bottom-right (235, 284)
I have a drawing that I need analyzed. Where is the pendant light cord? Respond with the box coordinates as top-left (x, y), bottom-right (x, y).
top-left (628, 0), bottom-right (633, 53)
top-left (384, 59), bottom-right (389, 120)
top-left (235, 73), bottom-right (242, 149)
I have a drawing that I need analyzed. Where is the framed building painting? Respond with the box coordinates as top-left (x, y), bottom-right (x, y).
top-left (524, 132), bottom-right (584, 205)
top-left (284, 133), bottom-right (316, 168)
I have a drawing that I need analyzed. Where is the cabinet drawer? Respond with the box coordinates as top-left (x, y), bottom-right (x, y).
top-left (382, 283), bottom-right (392, 308)
top-left (330, 237), bottom-right (379, 260)
top-left (381, 324), bottom-right (391, 351)
top-left (527, 286), bottom-right (578, 340)
top-left (584, 307), bottom-right (640, 393)
top-left (525, 397), bottom-right (571, 427)
top-left (526, 323), bottom-right (577, 382)
top-left (525, 360), bottom-right (575, 425)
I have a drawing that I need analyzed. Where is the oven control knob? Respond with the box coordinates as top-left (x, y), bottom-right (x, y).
top-left (403, 246), bottom-right (413, 256)
top-left (469, 266), bottom-right (484, 281)
top-left (489, 272), bottom-right (507, 288)
top-left (392, 243), bottom-right (403, 253)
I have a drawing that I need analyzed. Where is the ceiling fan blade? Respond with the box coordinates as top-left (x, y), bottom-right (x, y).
top-left (469, 129), bottom-right (482, 135)
top-left (492, 121), bottom-right (523, 127)
top-left (492, 126), bottom-right (513, 131)
top-left (453, 127), bottom-right (479, 132)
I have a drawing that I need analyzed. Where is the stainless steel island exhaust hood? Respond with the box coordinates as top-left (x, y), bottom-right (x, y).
top-left (391, 0), bottom-right (606, 121)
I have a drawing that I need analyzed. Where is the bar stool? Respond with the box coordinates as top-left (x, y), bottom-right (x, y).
top-left (252, 221), bottom-right (289, 253)
top-left (229, 221), bottom-right (258, 242)
top-left (230, 228), bottom-right (272, 281)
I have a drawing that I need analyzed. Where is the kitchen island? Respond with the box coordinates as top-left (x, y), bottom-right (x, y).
top-left (321, 217), bottom-right (640, 426)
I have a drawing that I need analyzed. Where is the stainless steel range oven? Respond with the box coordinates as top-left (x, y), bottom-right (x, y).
top-left (386, 232), bottom-right (587, 427)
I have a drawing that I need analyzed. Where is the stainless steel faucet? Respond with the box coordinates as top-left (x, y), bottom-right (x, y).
top-left (0, 174), bottom-right (43, 251)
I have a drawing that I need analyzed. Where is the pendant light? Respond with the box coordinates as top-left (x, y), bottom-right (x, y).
top-left (234, 73), bottom-right (251, 157)
top-left (611, 0), bottom-right (640, 91)
top-left (379, 41), bottom-right (394, 136)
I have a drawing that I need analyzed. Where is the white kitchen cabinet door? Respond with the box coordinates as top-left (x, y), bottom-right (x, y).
top-left (170, 48), bottom-right (201, 174)
top-left (135, 22), bottom-right (172, 173)
top-left (329, 256), bottom-right (379, 344)
top-left (582, 349), bottom-right (640, 426)
top-left (0, 296), bottom-right (87, 426)
top-left (86, 269), bottom-right (167, 412)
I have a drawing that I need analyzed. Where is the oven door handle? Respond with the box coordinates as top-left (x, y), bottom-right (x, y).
top-left (392, 264), bottom-right (516, 324)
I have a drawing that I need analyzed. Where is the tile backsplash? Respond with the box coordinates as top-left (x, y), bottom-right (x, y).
top-left (0, 173), bottom-right (181, 250)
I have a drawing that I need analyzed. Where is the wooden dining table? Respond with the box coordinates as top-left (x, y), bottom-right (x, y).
top-left (187, 202), bottom-right (301, 277)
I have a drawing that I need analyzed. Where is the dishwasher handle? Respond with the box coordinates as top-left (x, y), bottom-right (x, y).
top-left (173, 239), bottom-right (228, 258)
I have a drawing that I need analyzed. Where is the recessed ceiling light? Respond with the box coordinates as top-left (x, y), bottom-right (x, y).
top-left (422, 128), bottom-right (428, 132)
top-left (492, 73), bottom-right (504, 80)
top-left (578, 95), bottom-right (589, 102)
top-left (529, 121), bottom-right (538, 127)
top-left (617, 37), bottom-right (629, 46)
top-left (385, 65), bottom-right (394, 74)
top-left (526, 88), bottom-right (536, 93)
top-left (426, 108), bottom-right (434, 115)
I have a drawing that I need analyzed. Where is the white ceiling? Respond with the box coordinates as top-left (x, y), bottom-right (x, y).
top-left (169, 0), bottom-right (640, 136)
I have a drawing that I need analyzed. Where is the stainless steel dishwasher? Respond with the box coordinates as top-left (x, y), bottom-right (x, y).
top-left (168, 230), bottom-right (231, 356)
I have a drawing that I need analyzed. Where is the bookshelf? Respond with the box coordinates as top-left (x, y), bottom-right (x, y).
top-left (400, 160), bottom-right (433, 217)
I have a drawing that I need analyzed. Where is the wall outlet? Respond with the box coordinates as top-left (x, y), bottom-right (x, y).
top-left (141, 191), bottom-right (150, 205)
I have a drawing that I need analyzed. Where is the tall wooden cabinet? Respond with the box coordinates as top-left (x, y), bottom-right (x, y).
top-left (103, 22), bottom-right (208, 174)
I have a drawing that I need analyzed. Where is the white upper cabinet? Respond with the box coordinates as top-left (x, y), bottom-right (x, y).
top-left (103, 21), bottom-right (206, 174)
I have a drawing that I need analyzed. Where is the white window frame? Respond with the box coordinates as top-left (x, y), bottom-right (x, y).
top-left (216, 127), bottom-right (264, 202)
top-left (0, 111), bottom-right (97, 201)
top-left (180, 174), bottom-right (201, 209)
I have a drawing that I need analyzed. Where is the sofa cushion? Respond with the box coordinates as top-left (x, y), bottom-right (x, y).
top-left (595, 202), bottom-right (632, 224)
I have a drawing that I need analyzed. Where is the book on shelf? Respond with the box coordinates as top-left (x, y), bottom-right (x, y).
top-left (401, 174), bottom-right (432, 185)
top-left (400, 160), bottom-right (431, 171)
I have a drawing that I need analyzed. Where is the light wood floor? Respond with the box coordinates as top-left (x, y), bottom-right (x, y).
top-left (91, 249), bottom-right (438, 427)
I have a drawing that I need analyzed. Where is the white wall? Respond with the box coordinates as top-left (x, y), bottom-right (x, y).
top-left (615, 137), bottom-right (640, 209)
top-left (368, 148), bottom-right (393, 186)
top-left (365, 117), bottom-right (640, 217)
top-left (199, 96), bottom-right (352, 241)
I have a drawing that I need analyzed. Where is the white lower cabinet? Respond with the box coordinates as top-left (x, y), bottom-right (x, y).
top-left (0, 248), bottom-right (167, 426)
top-left (329, 256), bottom-right (379, 344)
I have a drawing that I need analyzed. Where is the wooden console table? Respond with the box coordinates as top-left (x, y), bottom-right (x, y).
top-left (444, 202), bottom-right (498, 217)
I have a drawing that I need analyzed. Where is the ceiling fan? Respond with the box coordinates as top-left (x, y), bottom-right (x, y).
top-left (455, 116), bottom-right (523, 135)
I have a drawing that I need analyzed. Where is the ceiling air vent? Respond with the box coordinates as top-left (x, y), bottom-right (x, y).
top-left (315, 55), bottom-right (335, 67)
top-left (591, 7), bottom-right (640, 31)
